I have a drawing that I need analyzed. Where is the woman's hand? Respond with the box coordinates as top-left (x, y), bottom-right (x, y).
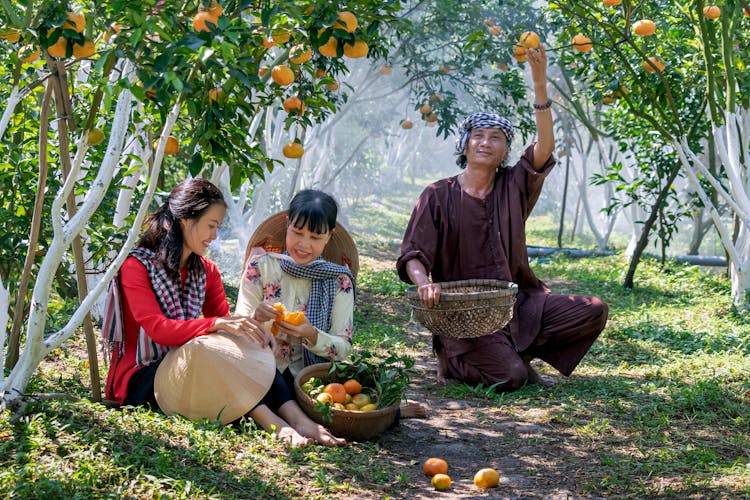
top-left (275, 317), bottom-right (319, 346)
top-left (526, 44), bottom-right (548, 86)
top-left (253, 301), bottom-right (282, 323)
top-left (417, 282), bottom-right (442, 308)
top-left (210, 316), bottom-right (268, 345)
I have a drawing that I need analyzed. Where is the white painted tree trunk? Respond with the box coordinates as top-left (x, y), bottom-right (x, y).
top-left (672, 107), bottom-right (750, 309)
top-left (0, 85), bottom-right (21, 141)
top-left (1, 64), bottom-right (185, 405)
top-left (0, 277), bottom-right (9, 401)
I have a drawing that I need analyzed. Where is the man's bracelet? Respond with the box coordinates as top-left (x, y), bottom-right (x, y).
top-left (533, 99), bottom-right (553, 111)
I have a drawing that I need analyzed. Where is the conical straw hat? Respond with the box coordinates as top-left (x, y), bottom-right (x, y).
top-left (154, 331), bottom-right (275, 425)
top-left (245, 210), bottom-right (359, 277)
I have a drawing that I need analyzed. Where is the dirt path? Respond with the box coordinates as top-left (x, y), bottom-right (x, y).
top-left (358, 254), bottom-right (598, 499)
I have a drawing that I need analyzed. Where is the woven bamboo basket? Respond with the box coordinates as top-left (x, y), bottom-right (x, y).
top-left (406, 279), bottom-right (518, 339)
top-left (294, 363), bottom-right (399, 441)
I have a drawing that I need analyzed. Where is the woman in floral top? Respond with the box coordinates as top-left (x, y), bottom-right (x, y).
top-left (236, 190), bottom-right (355, 384)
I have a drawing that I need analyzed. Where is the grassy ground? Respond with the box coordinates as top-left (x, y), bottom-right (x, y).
top-left (2, 186), bottom-right (749, 498)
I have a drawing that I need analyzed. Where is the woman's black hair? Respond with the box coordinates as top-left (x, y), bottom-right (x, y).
top-left (287, 189), bottom-right (338, 234)
top-left (138, 178), bottom-right (226, 276)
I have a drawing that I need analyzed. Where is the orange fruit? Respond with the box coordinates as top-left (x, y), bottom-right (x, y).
top-left (343, 379), bottom-right (362, 395)
top-left (424, 113), bottom-right (438, 123)
top-left (601, 95), bottom-right (616, 104)
top-left (272, 29), bottom-right (291, 44)
top-left (518, 31), bottom-right (540, 49)
top-left (87, 127), bottom-right (105, 146)
top-left (283, 95), bottom-right (305, 114)
top-left (633, 19), bottom-right (656, 36)
top-left (316, 392), bottom-right (333, 404)
top-left (289, 44), bottom-right (311, 64)
top-left (744, 7), bottom-right (749, 16)
top-left (282, 141), bottom-right (304, 158)
top-left (315, 68), bottom-right (327, 78)
top-left (262, 37), bottom-right (275, 48)
top-left (603, 0), bottom-right (622, 5)
top-left (572, 34), bottom-right (593, 52)
top-left (473, 468), bottom-right (500, 489)
top-left (208, 87), bottom-right (223, 103)
top-left (488, 25), bottom-right (502, 36)
top-left (19, 45), bottom-right (39, 63)
top-left (63, 11), bottom-right (86, 33)
top-left (343, 39), bottom-right (368, 58)
top-left (439, 63), bottom-right (451, 73)
top-left (271, 65), bottom-right (294, 85)
top-left (344, 403), bottom-right (359, 410)
top-left (430, 93), bottom-right (442, 102)
top-left (423, 457), bottom-right (448, 477)
top-left (334, 11), bottom-right (358, 33)
top-left (284, 311), bottom-right (306, 325)
top-left (419, 103), bottom-right (432, 114)
top-left (325, 81), bottom-right (339, 91)
top-left (0, 29), bottom-right (21, 43)
top-left (72, 39), bottom-right (96, 59)
top-left (512, 44), bottom-right (527, 62)
top-left (379, 65), bottom-right (392, 75)
top-left (351, 393), bottom-right (371, 407)
top-left (318, 36), bottom-right (338, 57)
top-left (103, 23), bottom-right (123, 42)
top-left (193, 12), bottom-right (219, 33)
top-left (323, 383), bottom-right (347, 404)
top-left (359, 403), bottom-right (378, 411)
top-left (46, 35), bottom-right (68, 58)
top-left (401, 119), bottom-right (413, 129)
top-left (703, 5), bottom-right (721, 19)
top-left (154, 135), bottom-right (179, 155)
top-left (432, 474), bottom-right (451, 491)
top-left (643, 56), bottom-right (665, 73)
top-left (258, 66), bottom-right (269, 77)
top-left (202, 1), bottom-right (223, 18)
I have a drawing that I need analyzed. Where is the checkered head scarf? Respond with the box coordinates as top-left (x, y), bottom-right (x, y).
top-left (455, 112), bottom-right (515, 169)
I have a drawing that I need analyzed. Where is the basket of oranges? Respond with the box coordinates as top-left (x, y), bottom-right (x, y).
top-left (294, 352), bottom-right (413, 441)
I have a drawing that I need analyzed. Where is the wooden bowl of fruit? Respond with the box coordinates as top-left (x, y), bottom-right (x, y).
top-left (294, 356), bottom-right (411, 441)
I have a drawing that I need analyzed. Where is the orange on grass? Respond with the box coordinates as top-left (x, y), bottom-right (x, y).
top-left (643, 56), bottom-right (665, 73)
top-left (282, 141), bottom-right (304, 158)
top-left (283, 95), bottom-right (306, 114)
top-left (72, 39), bottom-right (96, 59)
top-left (473, 468), bottom-right (500, 489)
top-left (603, 0), bottom-right (622, 5)
top-left (518, 31), bottom-right (540, 49)
top-left (289, 44), bottom-right (312, 64)
top-left (343, 39), bottom-right (368, 58)
top-left (193, 11), bottom-right (219, 33)
top-left (323, 383), bottom-right (347, 404)
top-left (334, 11), bottom-right (358, 33)
top-left (703, 5), bottom-right (721, 19)
top-left (343, 379), bottom-right (362, 395)
top-left (271, 65), bottom-right (294, 85)
top-left (572, 34), bottom-right (593, 52)
top-left (633, 19), bottom-right (655, 36)
top-left (423, 457), bottom-right (448, 477)
top-left (401, 119), bottom-right (413, 129)
top-left (432, 473), bottom-right (451, 491)
top-left (318, 36), bottom-right (338, 57)
top-left (63, 11), bottom-right (86, 33)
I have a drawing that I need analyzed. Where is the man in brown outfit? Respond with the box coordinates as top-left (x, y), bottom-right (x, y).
top-left (397, 45), bottom-right (608, 390)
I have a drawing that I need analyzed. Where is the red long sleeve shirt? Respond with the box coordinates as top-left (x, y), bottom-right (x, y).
top-left (105, 255), bottom-right (230, 404)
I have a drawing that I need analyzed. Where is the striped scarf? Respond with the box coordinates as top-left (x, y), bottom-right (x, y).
top-left (277, 253), bottom-right (355, 366)
top-left (455, 112), bottom-right (515, 168)
top-left (102, 247), bottom-right (206, 367)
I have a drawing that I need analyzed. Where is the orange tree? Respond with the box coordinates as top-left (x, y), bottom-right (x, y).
top-left (548, 0), bottom-right (750, 307)
top-left (0, 0), bottom-right (411, 406)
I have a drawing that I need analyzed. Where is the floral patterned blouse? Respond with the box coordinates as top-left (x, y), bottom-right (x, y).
top-left (235, 253), bottom-right (355, 375)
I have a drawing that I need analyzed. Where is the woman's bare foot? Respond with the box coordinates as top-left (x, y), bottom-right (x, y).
top-left (400, 400), bottom-right (429, 419)
top-left (276, 426), bottom-right (313, 447)
top-left (294, 421), bottom-right (347, 447)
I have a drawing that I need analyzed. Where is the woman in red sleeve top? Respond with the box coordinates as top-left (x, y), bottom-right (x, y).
top-left (104, 178), bottom-right (344, 447)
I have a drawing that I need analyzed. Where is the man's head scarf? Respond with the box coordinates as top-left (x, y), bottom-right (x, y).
top-left (454, 112), bottom-right (515, 168)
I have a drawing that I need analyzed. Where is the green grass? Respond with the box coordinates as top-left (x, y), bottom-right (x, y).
top-left (3, 228), bottom-right (750, 497)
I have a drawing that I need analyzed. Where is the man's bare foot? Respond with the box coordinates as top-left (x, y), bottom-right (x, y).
top-left (435, 348), bottom-right (451, 384)
top-left (400, 400), bottom-right (429, 419)
top-left (525, 363), bottom-right (555, 387)
top-left (295, 421), bottom-right (347, 447)
top-left (276, 426), bottom-right (313, 447)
